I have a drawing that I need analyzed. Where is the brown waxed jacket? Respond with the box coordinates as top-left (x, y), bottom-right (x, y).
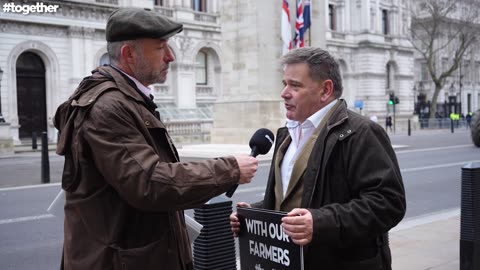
top-left (54, 66), bottom-right (240, 270)
top-left (255, 100), bottom-right (406, 270)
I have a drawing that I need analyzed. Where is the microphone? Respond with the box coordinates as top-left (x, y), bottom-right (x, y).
top-left (225, 128), bottom-right (275, 198)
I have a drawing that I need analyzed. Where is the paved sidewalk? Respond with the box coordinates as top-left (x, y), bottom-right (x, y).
top-left (390, 209), bottom-right (460, 270)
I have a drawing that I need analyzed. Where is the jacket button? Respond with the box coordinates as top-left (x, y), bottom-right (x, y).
top-left (347, 129), bottom-right (352, 133)
top-left (339, 134), bottom-right (344, 138)
top-left (88, 98), bottom-right (94, 103)
top-left (145, 121), bottom-right (150, 126)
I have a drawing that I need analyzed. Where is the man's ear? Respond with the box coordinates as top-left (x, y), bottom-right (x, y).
top-left (320, 79), bottom-right (334, 102)
top-left (120, 43), bottom-right (136, 65)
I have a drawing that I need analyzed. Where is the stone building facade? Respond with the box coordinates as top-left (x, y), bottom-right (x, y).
top-left (324, 0), bottom-right (414, 127)
top-left (212, 0), bottom-right (415, 143)
top-left (0, 0), bottom-right (222, 145)
top-left (212, 0), bottom-right (414, 143)
top-left (1, 0), bottom-right (474, 150)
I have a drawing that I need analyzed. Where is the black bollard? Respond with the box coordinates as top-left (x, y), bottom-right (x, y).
top-left (41, 132), bottom-right (50, 183)
top-left (451, 119), bottom-right (455, 133)
top-left (32, 131), bottom-right (37, 150)
top-left (408, 119), bottom-right (411, 136)
top-left (193, 196), bottom-right (237, 270)
top-left (460, 162), bottom-right (480, 270)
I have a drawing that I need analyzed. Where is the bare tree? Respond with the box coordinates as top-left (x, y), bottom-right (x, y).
top-left (409, 0), bottom-right (480, 119)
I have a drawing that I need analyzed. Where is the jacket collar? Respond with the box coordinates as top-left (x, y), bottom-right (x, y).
top-left (97, 65), bottom-right (150, 104)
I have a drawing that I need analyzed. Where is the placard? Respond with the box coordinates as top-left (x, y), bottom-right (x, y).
top-left (237, 207), bottom-right (304, 270)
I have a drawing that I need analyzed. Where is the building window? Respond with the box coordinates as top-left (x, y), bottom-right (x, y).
top-left (196, 51), bottom-right (207, 85)
top-left (154, 0), bottom-right (164, 6)
top-left (382, 9), bottom-right (389, 35)
top-left (192, 0), bottom-right (207, 12)
top-left (99, 53), bottom-right (110, 66)
top-left (328, 4), bottom-right (336, 31)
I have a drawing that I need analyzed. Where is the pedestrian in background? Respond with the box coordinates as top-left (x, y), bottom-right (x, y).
top-left (466, 112), bottom-right (472, 129)
top-left (54, 8), bottom-right (258, 270)
top-left (386, 115), bottom-right (393, 132)
top-left (230, 47), bottom-right (406, 270)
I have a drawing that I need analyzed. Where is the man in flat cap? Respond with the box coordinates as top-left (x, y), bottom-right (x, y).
top-left (54, 8), bottom-right (258, 270)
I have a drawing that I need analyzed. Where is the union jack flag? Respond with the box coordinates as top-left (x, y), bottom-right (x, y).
top-left (281, 0), bottom-right (292, 55)
top-left (294, 0), bottom-right (311, 48)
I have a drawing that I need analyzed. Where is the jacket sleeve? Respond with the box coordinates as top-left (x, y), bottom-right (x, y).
top-left (82, 97), bottom-right (240, 211)
top-left (309, 120), bottom-right (406, 246)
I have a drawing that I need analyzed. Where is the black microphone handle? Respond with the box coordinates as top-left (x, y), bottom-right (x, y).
top-left (225, 146), bottom-right (258, 198)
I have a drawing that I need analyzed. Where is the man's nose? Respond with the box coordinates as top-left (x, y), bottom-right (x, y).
top-left (280, 87), bottom-right (290, 99)
top-left (165, 47), bottom-right (175, 62)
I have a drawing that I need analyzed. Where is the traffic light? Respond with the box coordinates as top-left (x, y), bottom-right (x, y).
top-left (388, 93), bottom-right (395, 105)
top-left (388, 93), bottom-right (400, 105)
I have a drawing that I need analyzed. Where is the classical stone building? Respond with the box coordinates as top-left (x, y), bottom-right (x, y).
top-left (0, 0), bottom-right (222, 146)
top-left (1, 0), bottom-right (473, 150)
top-left (212, 0), bottom-right (415, 143)
top-left (324, 0), bottom-right (414, 128)
top-left (210, 0), bottom-right (326, 144)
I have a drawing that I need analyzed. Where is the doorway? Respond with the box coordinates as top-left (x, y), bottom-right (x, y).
top-left (16, 52), bottom-right (47, 139)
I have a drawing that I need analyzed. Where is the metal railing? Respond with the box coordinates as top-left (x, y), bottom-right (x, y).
top-left (418, 118), bottom-right (469, 129)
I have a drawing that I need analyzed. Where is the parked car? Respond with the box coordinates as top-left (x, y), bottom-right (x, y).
top-left (472, 110), bottom-right (480, 147)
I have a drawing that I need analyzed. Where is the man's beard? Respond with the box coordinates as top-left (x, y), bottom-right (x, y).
top-left (133, 52), bottom-right (167, 85)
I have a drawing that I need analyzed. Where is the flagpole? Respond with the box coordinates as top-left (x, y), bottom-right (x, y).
top-left (308, 25), bottom-right (311, 46)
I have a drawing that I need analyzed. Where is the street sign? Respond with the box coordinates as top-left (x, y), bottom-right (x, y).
top-left (237, 207), bottom-right (304, 270)
top-left (354, 100), bottom-right (363, 109)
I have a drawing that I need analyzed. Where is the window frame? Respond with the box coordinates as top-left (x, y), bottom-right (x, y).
top-left (195, 50), bottom-right (208, 85)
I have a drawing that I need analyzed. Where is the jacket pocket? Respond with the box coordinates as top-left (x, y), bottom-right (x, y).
top-left (340, 249), bottom-right (383, 270)
top-left (113, 234), bottom-right (173, 270)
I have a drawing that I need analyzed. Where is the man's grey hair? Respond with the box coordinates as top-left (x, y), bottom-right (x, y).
top-left (281, 47), bottom-right (343, 98)
top-left (107, 40), bottom-right (138, 65)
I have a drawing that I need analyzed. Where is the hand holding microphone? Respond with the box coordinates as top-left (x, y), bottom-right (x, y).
top-left (226, 128), bottom-right (275, 198)
top-left (234, 155), bottom-right (258, 185)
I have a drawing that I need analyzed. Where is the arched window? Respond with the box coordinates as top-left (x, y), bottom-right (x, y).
top-left (99, 53), bottom-right (110, 66)
top-left (196, 51), bottom-right (207, 85)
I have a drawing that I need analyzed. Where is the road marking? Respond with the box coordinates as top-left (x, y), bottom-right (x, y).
top-left (401, 160), bottom-right (480, 173)
top-left (0, 182), bottom-right (60, 192)
top-left (235, 186), bottom-right (265, 194)
top-left (396, 144), bottom-right (473, 154)
top-left (0, 213), bottom-right (55, 225)
top-left (391, 208), bottom-right (459, 232)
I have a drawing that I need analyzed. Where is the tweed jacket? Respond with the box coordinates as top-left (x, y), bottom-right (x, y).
top-left (54, 66), bottom-right (240, 270)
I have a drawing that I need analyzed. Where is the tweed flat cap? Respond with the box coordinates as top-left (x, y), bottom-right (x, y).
top-left (106, 8), bottom-right (183, 42)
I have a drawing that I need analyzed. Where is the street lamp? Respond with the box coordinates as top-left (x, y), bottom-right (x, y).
top-left (0, 67), bottom-right (4, 123)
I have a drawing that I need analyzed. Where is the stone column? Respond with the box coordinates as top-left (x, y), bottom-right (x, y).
top-left (175, 62), bottom-right (196, 109)
top-left (310, 0), bottom-right (326, 48)
top-left (211, 0), bottom-right (282, 144)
